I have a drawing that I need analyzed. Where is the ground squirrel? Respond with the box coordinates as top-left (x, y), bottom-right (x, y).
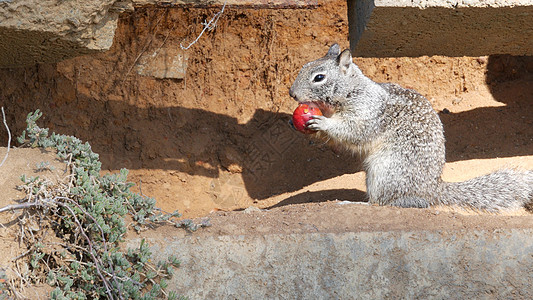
top-left (289, 44), bottom-right (533, 211)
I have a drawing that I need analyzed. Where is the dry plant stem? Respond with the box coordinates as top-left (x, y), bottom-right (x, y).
top-left (151, 13), bottom-right (177, 62)
top-left (66, 153), bottom-right (74, 193)
top-left (68, 201), bottom-right (126, 299)
top-left (56, 201), bottom-right (116, 300)
top-left (0, 202), bottom-right (42, 213)
top-left (180, 0), bottom-right (227, 50)
top-left (13, 260), bottom-right (29, 291)
top-left (7, 274), bottom-right (24, 299)
top-left (0, 196), bottom-right (121, 299)
top-left (0, 107), bottom-right (11, 167)
top-left (11, 247), bottom-right (35, 262)
top-left (56, 196), bottom-right (109, 252)
top-left (55, 197), bottom-right (124, 299)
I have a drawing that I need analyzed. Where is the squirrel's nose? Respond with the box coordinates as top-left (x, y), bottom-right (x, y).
top-left (289, 86), bottom-right (296, 99)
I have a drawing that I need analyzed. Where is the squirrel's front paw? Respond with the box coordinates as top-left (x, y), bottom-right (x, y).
top-left (306, 115), bottom-right (330, 131)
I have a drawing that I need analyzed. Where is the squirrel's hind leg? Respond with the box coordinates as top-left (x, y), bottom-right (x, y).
top-left (389, 197), bottom-right (430, 208)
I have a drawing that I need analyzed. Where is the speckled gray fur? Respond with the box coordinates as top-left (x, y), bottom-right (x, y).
top-left (289, 44), bottom-right (533, 211)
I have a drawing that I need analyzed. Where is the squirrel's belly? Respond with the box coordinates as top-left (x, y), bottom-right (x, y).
top-left (343, 138), bottom-right (385, 157)
top-left (364, 150), bottom-right (395, 204)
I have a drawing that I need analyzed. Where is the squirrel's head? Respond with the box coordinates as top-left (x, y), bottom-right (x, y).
top-left (289, 43), bottom-right (361, 113)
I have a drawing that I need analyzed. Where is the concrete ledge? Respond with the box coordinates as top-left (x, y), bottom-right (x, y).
top-left (127, 204), bottom-right (533, 299)
top-left (132, 229), bottom-right (533, 298)
top-left (348, 0), bottom-right (533, 56)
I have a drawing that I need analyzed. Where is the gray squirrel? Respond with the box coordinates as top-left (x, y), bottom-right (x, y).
top-left (289, 44), bottom-right (533, 211)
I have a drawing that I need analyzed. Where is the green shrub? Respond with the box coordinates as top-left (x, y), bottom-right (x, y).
top-left (11, 109), bottom-right (195, 299)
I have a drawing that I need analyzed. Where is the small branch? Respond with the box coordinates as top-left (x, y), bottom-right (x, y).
top-left (57, 202), bottom-right (116, 300)
top-left (55, 197), bottom-right (108, 252)
top-left (138, 179), bottom-right (148, 198)
top-left (180, 0), bottom-right (227, 50)
top-left (11, 248), bottom-right (33, 262)
top-left (0, 196), bottom-right (121, 299)
top-left (0, 107), bottom-right (11, 167)
top-left (0, 201), bottom-right (41, 213)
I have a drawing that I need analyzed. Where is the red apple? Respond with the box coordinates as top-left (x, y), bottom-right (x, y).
top-left (292, 102), bottom-right (323, 134)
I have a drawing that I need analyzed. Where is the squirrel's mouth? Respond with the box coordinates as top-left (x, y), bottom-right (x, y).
top-left (294, 98), bottom-right (336, 117)
top-left (311, 101), bottom-right (336, 117)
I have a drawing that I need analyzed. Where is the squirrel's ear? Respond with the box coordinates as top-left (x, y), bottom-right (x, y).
top-left (326, 44), bottom-right (340, 57)
top-left (338, 49), bottom-right (353, 75)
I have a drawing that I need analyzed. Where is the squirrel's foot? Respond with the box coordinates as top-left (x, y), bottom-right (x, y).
top-left (306, 115), bottom-right (332, 132)
top-left (389, 197), bottom-right (430, 208)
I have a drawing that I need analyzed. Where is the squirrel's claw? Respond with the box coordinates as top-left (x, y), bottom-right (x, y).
top-left (306, 115), bottom-right (327, 131)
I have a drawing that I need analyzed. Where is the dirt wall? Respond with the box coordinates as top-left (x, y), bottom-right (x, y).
top-left (0, 1), bottom-right (532, 217)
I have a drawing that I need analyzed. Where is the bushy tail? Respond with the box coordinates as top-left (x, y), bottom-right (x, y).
top-left (438, 169), bottom-right (533, 212)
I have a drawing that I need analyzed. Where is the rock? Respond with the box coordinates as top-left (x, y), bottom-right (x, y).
top-left (0, 0), bottom-right (125, 67)
top-left (135, 47), bottom-right (188, 79)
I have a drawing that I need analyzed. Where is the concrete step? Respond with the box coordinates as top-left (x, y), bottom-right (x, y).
top-left (348, 0), bottom-right (533, 57)
top-left (127, 203), bottom-right (533, 299)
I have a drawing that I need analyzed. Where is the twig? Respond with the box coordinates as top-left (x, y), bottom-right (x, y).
top-left (57, 202), bottom-right (116, 300)
top-left (0, 195), bottom-right (122, 299)
top-left (63, 258), bottom-right (142, 285)
top-left (138, 179), bottom-right (144, 196)
top-left (0, 107), bottom-right (11, 167)
top-left (13, 260), bottom-right (30, 291)
top-left (0, 201), bottom-right (41, 213)
top-left (56, 197), bottom-right (124, 300)
top-left (65, 153), bottom-right (74, 193)
top-left (6, 269), bottom-right (25, 300)
top-left (54, 197), bottom-right (108, 252)
top-left (12, 247), bottom-right (36, 262)
top-left (180, 0), bottom-right (227, 50)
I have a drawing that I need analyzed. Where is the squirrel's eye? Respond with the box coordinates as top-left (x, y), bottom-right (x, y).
top-left (313, 74), bottom-right (325, 83)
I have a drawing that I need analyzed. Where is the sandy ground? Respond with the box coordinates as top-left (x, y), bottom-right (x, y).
top-left (1, 147), bottom-right (532, 236)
